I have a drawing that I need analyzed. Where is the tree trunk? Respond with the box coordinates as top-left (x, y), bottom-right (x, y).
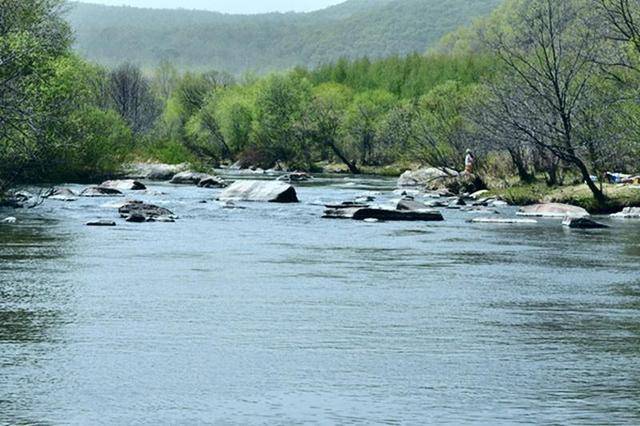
top-left (575, 160), bottom-right (607, 206)
top-left (328, 139), bottom-right (360, 174)
top-left (508, 149), bottom-right (534, 183)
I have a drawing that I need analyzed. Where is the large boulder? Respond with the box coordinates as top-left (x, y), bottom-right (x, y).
top-left (80, 186), bottom-right (123, 197)
top-left (123, 163), bottom-right (188, 181)
top-left (118, 201), bottom-right (176, 222)
top-left (100, 180), bottom-right (146, 191)
top-left (324, 207), bottom-right (444, 222)
top-left (398, 167), bottom-right (458, 187)
top-left (611, 207), bottom-right (640, 219)
top-left (219, 180), bottom-right (299, 203)
top-left (517, 203), bottom-right (590, 218)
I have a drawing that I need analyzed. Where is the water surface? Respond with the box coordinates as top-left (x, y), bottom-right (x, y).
top-left (1, 174), bottom-right (639, 424)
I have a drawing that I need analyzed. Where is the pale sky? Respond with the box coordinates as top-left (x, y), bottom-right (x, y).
top-left (83, 0), bottom-right (346, 14)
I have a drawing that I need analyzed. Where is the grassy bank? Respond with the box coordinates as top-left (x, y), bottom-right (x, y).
top-left (490, 183), bottom-right (640, 214)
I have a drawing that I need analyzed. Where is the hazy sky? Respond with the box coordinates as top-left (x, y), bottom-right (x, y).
top-left (84, 0), bottom-right (346, 14)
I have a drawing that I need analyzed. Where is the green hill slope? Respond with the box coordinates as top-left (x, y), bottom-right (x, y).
top-left (66, 0), bottom-right (502, 73)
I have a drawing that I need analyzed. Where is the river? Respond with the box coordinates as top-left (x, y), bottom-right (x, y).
top-left (1, 173), bottom-right (639, 424)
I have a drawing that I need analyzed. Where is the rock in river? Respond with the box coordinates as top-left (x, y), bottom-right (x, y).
top-left (562, 217), bottom-right (608, 229)
top-left (86, 220), bottom-right (116, 227)
top-left (517, 203), bottom-right (589, 218)
top-left (398, 167), bottom-right (458, 187)
top-left (219, 180), bottom-right (299, 203)
top-left (611, 207), bottom-right (640, 219)
top-left (1, 217), bottom-right (17, 224)
top-left (324, 207), bottom-right (444, 222)
top-left (100, 180), bottom-right (146, 191)
top-left (468, 217), bottom-right (538, 224)
top-left (44, 187), bottom-right (78, 201)
top-left (118, 201), bottom-right (176, 222)
top-left (170, 171), bottom-right (227, 188)
top-left (80, 186), bottom-right (124, 197)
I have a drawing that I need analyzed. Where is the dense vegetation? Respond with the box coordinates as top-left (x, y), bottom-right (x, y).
top-left (66, 0), bottom-right (502, 73)
top-left (2, 0), bottom-right (639, 211)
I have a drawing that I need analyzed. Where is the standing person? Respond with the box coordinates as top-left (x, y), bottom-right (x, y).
top-left (464, 149), bottom-right (475, 174)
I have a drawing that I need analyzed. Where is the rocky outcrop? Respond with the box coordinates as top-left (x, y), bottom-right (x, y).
top-left (118, 201), bottom-right (176, 222)
top-left (611, 207), bottom-right (640, 219)
top-left (123, 163), bottom-right (188, 181)
top-left (86, 220), bottom-right (116, 227)
top-left (562, 217), bottom-right (608, 229)
top-left (100, 180), bottom-right (146, 191)
top-left (80, 187), bottom-right (124, 197)
top-left (219, 180), bottom-right (299, 203)
top-left (324, 207), bottom-right (444, 221)
top-left (517, 203), bottom-right (590, 218)
top-left (398, 168), bottom-right (458, 187)
top-left (44, 187), bottom-right (78, 201)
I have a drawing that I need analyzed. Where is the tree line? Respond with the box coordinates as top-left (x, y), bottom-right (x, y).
top-left (1, 0), bottom-right (639, 207)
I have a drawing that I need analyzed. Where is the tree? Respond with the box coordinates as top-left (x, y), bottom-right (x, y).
top-left (300, 83), bottom-right (360, 174)
top-left (483, 0), bottom-right (614, 204)
top-left (0, 0), bottom-right (71, 191)
top-left (108, 63), bottom-right (160, 135)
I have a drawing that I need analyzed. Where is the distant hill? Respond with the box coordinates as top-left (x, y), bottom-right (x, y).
top-left (66, 0), bottom-right (502, 74)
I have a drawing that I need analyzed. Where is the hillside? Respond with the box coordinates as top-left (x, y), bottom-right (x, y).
top-left (66, 0), bottom-right (502, 73)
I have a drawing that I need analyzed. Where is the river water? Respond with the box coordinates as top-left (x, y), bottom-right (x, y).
top-left (1, 173), bottom-right (639, 425)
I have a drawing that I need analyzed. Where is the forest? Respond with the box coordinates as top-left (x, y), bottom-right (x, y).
top-left (66, 0), bottom-right (502, 73)
top-left (1, 0), bottom-right (639, 210)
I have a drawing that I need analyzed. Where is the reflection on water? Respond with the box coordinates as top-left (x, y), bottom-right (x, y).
top-left (1, 176), bottom-right (639, 424)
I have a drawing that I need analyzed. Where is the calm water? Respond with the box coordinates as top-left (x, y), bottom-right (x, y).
top-left (1, 174), bottom-right (639, 425)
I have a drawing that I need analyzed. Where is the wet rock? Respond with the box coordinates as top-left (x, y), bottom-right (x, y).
top-left (86, 220), bottom-right (116, 227)
top-left (398, 168), bottom-right (458, 187)
top-left (44, 187), bottom-right (78, 201)
top-left (80, 186), bottom-right (124, 197)
top-left (611, 207), bottom-right (640, 219)
top-left (119, 201), bottom-right (176, 222)
top-left (277, 172), bottom-right (312, 182)
top-left (219, 180), bottom-right (299, 203)
top-left (197, 176), bottom-right (228, 188)
top-left (1, 217), bottom-right (17, 224)
top-left (123, 163), bottom-right (188, 180)
top-left (468, 217), bottom-right (538, 224)
top-left (324, 207), bottom-right (444, 222)
top-left (470, 189), bottom-right (490, 199)
top-left (325, 201), bottom-right (371, 209)
top-left (517, 203), bottom-right (590, 218)
top-left (100, 180), bottom-right (146, 191)
top-left (425, 200), bottom-right (448, 208)
top-left (562, 217), bottom-right (608, 229)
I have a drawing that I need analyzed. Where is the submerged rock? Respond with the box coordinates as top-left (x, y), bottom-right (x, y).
top-left (44, 187), bottom-right (78, 201)
top-left (277, 172), bottom-right (312, 183)
top-left (80, 186), bottom-right (124, 197)
top-left (611, 207), bottom-right (640, 219)
top-left (100, 180), bottom-right (146, 191)
top-left (86, 220), bottom-right (116, 227)
top-left (468, 217), bottom-right (538, 224)
top-left (219, 180), bottom-right (299, 203)
top-left (118, 201), bottom-right (176, 222)
top-left (323, 207), bottom-right (444, 222)
top-left (562, 217), bottom-right (608, 229)
top-left (517, 203), bottom-right (589, 218)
